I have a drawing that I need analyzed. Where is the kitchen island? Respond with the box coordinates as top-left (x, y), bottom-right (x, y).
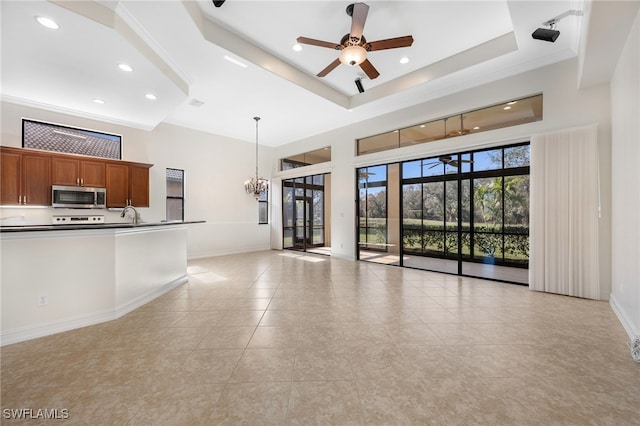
top-left (0, 221), bottom-right (203, 346)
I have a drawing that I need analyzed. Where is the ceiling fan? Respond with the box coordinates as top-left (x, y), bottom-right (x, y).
top-left (423, 155), bottom-right (473, 169)
top-left (444, 115), bottom-right (478, 138)
top-left (358, 170), bottom-right (376, 179)
top-left (296, 2), bottom-right (414, 80)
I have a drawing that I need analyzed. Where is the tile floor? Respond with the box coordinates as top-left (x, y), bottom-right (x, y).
top-left (1, 250), bottom-right (639, 425)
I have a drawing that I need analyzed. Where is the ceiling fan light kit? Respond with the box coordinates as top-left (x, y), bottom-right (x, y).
top-left (340, 45), bottom-right (367, 66)
top-left (296, 2), bottom-right (414, 82)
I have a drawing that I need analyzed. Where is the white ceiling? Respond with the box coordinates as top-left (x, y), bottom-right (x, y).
top-left (0, 0), bottom-right (598, 147)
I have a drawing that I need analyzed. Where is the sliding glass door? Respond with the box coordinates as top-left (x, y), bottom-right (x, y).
top-left (401, 154), bottom-right (470, 274)
top-left (357, 164), bottom-right (401, 265)
top-left (357, 143), bottom-right (530, 284)
top-left (283, 174), bottom-right (327, 253)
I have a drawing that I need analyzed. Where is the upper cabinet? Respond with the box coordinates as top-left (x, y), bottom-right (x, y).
top-left (129, 164), bottom-right (150, 207)
top-left (105, 162), bottom-right (151, 208)
top-left (52, 157), bottom-right (105, 188)
top-left (0, 149), bottom-right (21, 205)
top-left (0, 146), bottom-right (152, 208)
top-left (0, 147), bottom-right (51, 206)
top-left (105, 163), bottom-right (129, 208)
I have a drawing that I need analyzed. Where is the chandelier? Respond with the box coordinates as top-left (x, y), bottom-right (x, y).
top-left (244, 116), bottom-right (269, 199)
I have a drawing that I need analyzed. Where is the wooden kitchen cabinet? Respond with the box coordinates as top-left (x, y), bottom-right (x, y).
top-left (105, 162), bottom-right (150, 208)
top-left (1, 147), bottom-right (151, 208)
top-left (105, 163), bottom-right (129, 208)
top-left (23, 154), bottom-right (51, 205)
top-left (0, 147), bottom-right (51, 206)
top-left (52, 156), bottom-right (105, 188)
top-left (81, 160), bottom-right (106, 187)
top-left (129, 164), bottom-right (150, 207)
top-left (0, 149), bottom-right (21, 205)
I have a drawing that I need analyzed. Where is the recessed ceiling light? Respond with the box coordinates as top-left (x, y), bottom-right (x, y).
top-left (118, 63), bottom-right (133, 72)
top-left (503, 106), bottom-right (512, 110)
top-left (36, 16), bottom-right (59, 30)
top-left (292, 44), bottom-right (302, 52)
top-left (420, 124), bottom-right (426, 128)
top-left (145, 93), bottom-right (157, 100)
top-left (473, 126), bottom-right (480, 130)
top-left (92, 98), bottom-right (105, 104)
top-left (400, 57), bottom-right (410, 64)
top-left (224, 55), bottom-right (247, 68)
top-left (507, 101), bottom-right (518, 105)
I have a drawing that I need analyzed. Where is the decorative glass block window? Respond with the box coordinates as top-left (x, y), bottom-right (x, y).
top-left (22, 119), bottom-right (122, 159)
top-left (166, 168), bottom-right (184, 222)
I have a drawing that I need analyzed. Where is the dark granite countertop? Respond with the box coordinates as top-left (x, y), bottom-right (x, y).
top-left (0, 220), bottom-right (205, 233)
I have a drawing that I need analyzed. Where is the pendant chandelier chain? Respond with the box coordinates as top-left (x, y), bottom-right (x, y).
top-left (244, 116), bottom-right (268, 200)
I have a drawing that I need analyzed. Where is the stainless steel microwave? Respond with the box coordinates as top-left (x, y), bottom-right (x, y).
top-left (52, 185), bottom-right (106, 209)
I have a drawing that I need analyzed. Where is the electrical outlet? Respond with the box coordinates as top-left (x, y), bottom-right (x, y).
top-left (38, 294), bottom-right (48, 306)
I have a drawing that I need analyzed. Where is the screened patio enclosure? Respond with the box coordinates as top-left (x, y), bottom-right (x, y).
top-left (357, 143), bottom-right (530, 284)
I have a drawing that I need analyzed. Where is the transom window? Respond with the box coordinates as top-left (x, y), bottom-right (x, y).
top-left (22, 119), bottom-right (122, 159)
top-left (357, 94), bottom-right (542, 155)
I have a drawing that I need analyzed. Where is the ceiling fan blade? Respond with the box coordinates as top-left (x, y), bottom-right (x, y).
top-left (449, 161), bottom-right (460, 168)
top-left (350, 2), bottom-right (369, 42)
top-left (359, 59), bottom-right (380, 80)
top-left (365, 35), bottom-right (414, 51)
top-left (296, 36), bottom-right (341, 50)
top-left (317, 58), bottom-right (341, 77)
top-left (429, 163), bottom-right (441, 169)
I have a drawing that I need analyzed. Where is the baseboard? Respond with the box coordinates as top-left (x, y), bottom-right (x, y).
top-left (609, 293), bottom-right (640, 340)
top-left (1, 275), bottom-right (188, 347)
top-left (187, 245), bottom-right (272, 260)
top-left (330, 252), bottom-right (356, 261)
top-left (0, 309), bottom-right (115, 347)
top-left (115, 275), bottom-right (188, 318)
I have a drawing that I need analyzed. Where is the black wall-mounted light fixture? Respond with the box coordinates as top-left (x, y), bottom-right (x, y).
top-left (532, 22), bottom-right (560, 42)
top-left (213, 0), bottom-right (225, 7)
top-left (355, 78), bottom-right (365, 93)
top-left (532, 9), bottom-right (583, 43)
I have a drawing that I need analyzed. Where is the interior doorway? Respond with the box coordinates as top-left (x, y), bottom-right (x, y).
top-left (283, 174), bottom-right (331, 255)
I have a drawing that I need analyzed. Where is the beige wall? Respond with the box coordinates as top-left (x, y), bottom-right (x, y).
top-left (0, 101), bottom-right (274, 258)
top-left (273, 57), bottom-right (613, 299)
top-left (610, 10), bottom-right (640, 339)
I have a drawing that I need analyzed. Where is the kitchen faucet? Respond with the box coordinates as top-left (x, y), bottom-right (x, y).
top-left (120, 205), bottom-right (138, 225)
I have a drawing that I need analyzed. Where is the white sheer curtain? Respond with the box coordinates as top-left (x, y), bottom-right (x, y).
top-left (529, 125), bottom-right (601, 299)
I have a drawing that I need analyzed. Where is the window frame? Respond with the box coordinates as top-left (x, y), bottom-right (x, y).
top-left (22, 118), bottom-right (122, 159)
top-left (166, 168), bottom-right (185, 222)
